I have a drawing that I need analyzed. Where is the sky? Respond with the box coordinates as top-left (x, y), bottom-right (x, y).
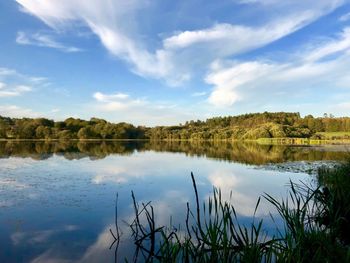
top-left (1, 0), bottom-right (350, 126)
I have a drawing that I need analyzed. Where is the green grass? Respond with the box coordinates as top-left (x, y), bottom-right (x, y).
top-left (110, 164), bottom-right (350, 262)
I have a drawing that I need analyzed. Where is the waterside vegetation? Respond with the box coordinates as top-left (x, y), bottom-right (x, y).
top-left (111, 163), bottom-right (350, 262)
top-left (1, 112), bottom-right (350, 143)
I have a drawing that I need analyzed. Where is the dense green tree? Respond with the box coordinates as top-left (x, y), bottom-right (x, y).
top-left (0, 119), bottom-right (9, 138)
top-left (57, 130), bottom-right (75, 140)
top-left (1, 112), bottom-right (350, 141)
top-left (35, 126), bottom-right (52, 139)
top-left (77, 126), bottom-right (99, 139)
top-left (54, 121), bottom-right (66, 129)
top-left (18, 122), bottom-right (36, 139)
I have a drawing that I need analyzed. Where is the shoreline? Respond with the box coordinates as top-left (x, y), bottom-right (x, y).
top-left (1, 137), bottom-right (350, 146)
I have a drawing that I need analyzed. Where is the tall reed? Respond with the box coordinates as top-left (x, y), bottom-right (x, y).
top-left (110, 164), bottom-right (350, 262)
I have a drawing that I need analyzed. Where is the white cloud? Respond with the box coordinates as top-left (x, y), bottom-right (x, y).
top-left (29, 77), bottom-right (48, 83)
top-left (304, 27), bottom-right (350, 62)
top-left (0, 105), bottom-right (40, 118)
top-left (206, 61), bottom-right (274, 107)
top-left (191, 91), bottom-right (207, 97)
top-left (0, 83), bottom-right (32, 97)
top-left (0, 68), bottom-right (53, 121)
top-left (206, 26), bottom-right (350, 108)
top-left (339, 12), bottom-right (350, 21)
top-left (90, 91), bottom-right (200, 126)
top-left (50, 108), bottom-right (60, 113)
top-left (16, 31), bottom-right (82, 52)
top-left (15, 85), bottom-right (32, 92)
top-left (164, 15), bottom-right (310, 52)
top-left (15, 0), bottom-right (179, 82)
top-left (0, 66), bottom-right (49, 87)
top-left (0, 67), bottom-right (63, 118)
top-left (93, 91), bottom-right (129, 102)
top-left (0, 68), bottom-right (17, 76)
top-left (92, 91), bottom-right (145, 111)
top-left (0, 91), bottom-right (20, 97)
top-left (16, 0), bottom-right (345, 85)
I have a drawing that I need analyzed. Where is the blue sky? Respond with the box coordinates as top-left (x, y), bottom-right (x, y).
top-left (1, 0), bottom-right (350, 126)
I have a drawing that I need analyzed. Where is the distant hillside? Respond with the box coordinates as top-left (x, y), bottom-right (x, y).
top-left (1, 112), bottom-right (350, 141)
top-left (146, 112), bottom-right (350, 141)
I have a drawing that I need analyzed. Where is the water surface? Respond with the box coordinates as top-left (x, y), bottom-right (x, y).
top-left (0, 141), bottom-right (349, 262)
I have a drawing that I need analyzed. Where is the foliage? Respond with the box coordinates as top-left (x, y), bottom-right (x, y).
top-left (146, 112), bottom-right (350, 141)
top-left (0, 116), bottom-right (146, 140)
top-left (1, 112), bottom-right (350, 140)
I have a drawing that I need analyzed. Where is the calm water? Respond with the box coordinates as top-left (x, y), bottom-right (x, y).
top-left (0, 141), bottom-right (349, 262)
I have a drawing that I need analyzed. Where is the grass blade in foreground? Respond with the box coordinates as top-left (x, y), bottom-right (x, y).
top-left (110, 163), bottom-right (350, 262)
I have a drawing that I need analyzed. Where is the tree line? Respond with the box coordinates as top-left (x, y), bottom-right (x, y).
top-left (146, 112), bottom-right (350, 140)
top-left (0, 116), bottom-right (146, 140)
top-left (1, 112), bottom-right (350, 140)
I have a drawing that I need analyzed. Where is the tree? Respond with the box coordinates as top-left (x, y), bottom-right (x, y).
top-left (0, 119), bottom-right (9, 138)
top-left (57, 130), bottom-right (75, 140)
top-left (36, 126), bottom-right (52, 139)
top-left (77, 126), bottom-right (99, 139)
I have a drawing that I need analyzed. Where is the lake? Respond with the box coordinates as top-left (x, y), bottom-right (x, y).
top-left (0, 141), bottom-right (349, 262)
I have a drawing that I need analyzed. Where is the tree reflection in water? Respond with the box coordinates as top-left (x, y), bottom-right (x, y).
top-left (0, 140), bottom-right (349, 165)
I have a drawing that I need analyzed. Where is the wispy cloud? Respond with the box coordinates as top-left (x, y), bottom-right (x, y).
top-left (16, 0), bottom-right (345, 85)
top-left (0, 82), bottom-right (32, 97)
top-left (0, 66), bottom-right (62, 119)
top-left (0, 66), bottom-right (50, 99)
top-left (16, 31), bottom-right (82, 52)
top-left (0, 105), bottom-right (39, 118)
top-left (339, 11), bottom-right (350, 21)
top-left (50, 108), bottom-right (60, 113)
top-left (206, 26), bottom-right (350, 108)
top-left (206, 61), bottom-right (273, 107)
top-left (92, 91), bottom-right (145, 111)
top-left (0, 66), bottom-right (49, 85)
top-left (164, 15), bottom-right (311, 52)
top-left (304, 27), bottom-right (350, 62)
top-left (93, 92), bottom-right (129, 102)
top-left (91, 91), bottom-right (200, 126)
top-left (191, 91), bottom-right (207, 97)
top-left (0, 68), bottom-right (17, 76)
